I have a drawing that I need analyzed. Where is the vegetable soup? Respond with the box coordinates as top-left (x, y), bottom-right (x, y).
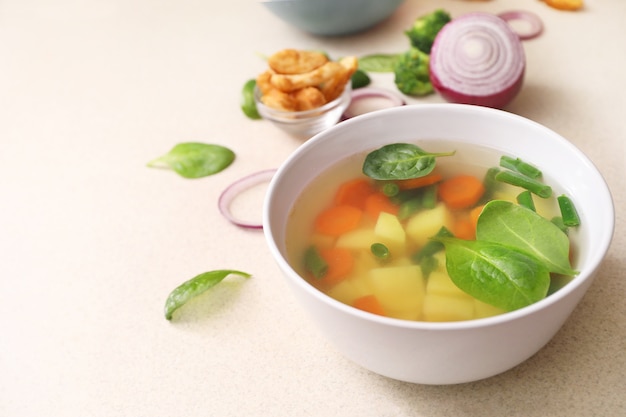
top-left (285, 140), bottom-right (579, 322)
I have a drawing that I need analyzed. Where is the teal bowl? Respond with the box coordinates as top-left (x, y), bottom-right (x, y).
top-left (261, 0), bottom-right (405, 36)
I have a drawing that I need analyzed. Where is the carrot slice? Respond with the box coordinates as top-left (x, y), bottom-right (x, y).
top-left (353, 294), bottom-right (386, 316)
top-left (438, 175), bottom-right (486, 209)
top-left (333, 178), bottom-right (376, 210)
top-left (453, 217), bottom-right (475, 240)
top-left (364, 192), bottom-right (399, 220)
top-left (544, 0), bottom-right (583, 11)
top-left (469, 204), bottom-right (484, 229)
top-left (319, 247), bottom-right (354, 286)
top-left (314, 205), bottom-right (363, 236)
top-left (395, 172), bottom-right (443, 190)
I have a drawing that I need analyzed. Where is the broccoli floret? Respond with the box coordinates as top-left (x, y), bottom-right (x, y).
top-left (393, 48), bottom-right (433, 96)
top-left (405, 9), bottom-right (452, 54)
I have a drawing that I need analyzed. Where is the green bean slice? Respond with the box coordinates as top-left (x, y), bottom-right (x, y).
top-left (500, 155), bottom-right (542, 178)
top-left (495, 170), bottom-right (552, 198)
top-left (557, 195), bottom-right (581, 227)
top-left (304, 246), bottom-right (328, 279)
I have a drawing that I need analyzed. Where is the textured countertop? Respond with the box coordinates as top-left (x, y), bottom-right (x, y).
top-left (1, 0), bottom-right (624, 416)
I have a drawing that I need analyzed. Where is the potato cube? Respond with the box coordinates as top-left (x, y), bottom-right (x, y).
top-left (367, 265), bottom-right (425, 320)
top-left (328, 277), bottom-right (372, 306)
top-left (474, 299), bottom-right (507, 319)
top-left (433, 251), bottom-right (447, 273)
top-left (405, 203), bottom-right (454, 247)
top-left (373, 212), bottom-right (406, 253)
top-left (335, 228), bottom-right (377, 251)
top-left (423, 294), bottom-right (475, 322)
top-left (426, 270), bottom-right (469, 298)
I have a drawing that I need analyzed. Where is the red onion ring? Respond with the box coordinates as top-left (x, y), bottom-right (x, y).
top-left (429, 12), bottom-right (526, 109)
top-left (343, 87), bottom-right (405, 119)
top-left (218, 169), bottom-right (277, 229)
top-left (498, 10), bottom-right (544, 41)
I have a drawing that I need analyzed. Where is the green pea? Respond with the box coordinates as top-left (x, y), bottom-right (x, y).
top-left (371, 243), bottom-right (390, 261)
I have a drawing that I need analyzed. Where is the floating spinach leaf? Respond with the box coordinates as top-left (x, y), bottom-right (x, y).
top-left (147, 142), bottom-right (235, 178)
top-left (358, 54), bottom-right (401, 73)
top-left (476, 200), bottom-right (578, 276)
top-left (164, 270), bottom-right (251, 320)
top-left (362, 143), bottom-right (455, 180)
top-left (434, 237), bottom-right (550, 311)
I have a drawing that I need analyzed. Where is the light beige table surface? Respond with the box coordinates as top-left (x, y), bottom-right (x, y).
top-left (1, 0), bottom-right (624, 416)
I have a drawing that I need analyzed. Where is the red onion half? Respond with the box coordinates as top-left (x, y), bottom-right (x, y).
top-left (429, 12), bottom-right (526, 109)
top-left (218, 169), bottom-right (277, 229)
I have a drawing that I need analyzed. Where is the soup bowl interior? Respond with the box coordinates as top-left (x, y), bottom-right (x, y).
top-left (263, 103), bottom-right (614, 384)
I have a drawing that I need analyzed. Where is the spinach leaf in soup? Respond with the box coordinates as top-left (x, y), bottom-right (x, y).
top-left (362, 143), bottom-right (455, 180)
top-left (477, 200), bottom-right (578, 276)
top-left (435, 237), bottom-right (551, 311)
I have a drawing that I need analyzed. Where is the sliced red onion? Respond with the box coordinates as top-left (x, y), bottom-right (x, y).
top-left (498, 11), bottom-right (544, 41)
top-left (343, 87), bottom-right (405, 119)
top-left (218, 169), bottom-right (277, 229)
top-left (429, 12), bottom-right (526, 109)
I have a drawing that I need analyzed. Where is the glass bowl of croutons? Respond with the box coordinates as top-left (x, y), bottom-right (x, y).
top-left (254, 49), bottom-right (357, 138)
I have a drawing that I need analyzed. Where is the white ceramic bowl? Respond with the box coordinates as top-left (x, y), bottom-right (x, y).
top-left (263, 104), bottom-right (614, 385)
top-left (254, 83), bottom-right (351, 138)
top-left (261, 0), bottom-right (405, 36)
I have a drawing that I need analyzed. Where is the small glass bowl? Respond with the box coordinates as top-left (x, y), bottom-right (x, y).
top-left (254, 83), bottom-right (352, 138)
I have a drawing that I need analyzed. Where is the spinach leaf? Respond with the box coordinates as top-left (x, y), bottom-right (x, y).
top-left (241, 79), bottom-right (261, 120)
top-left (351, 69), bottom-right (371, 89)
top-left (435, 237), bottom-right (550, 311)
top-left (477, 200), bottom-right (578, 276)
top-left (147, 142), bottom-right (235, 178)
top-left (164, 270), bottom-right (251, 320)
top-left (362, 143), bottom-right (455, 180)
top-left (358, 54), bottom-right (401, 73)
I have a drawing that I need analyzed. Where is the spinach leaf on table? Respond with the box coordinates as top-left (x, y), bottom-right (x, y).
top-left (147, 142), bottom-right (235, 178)
top-left (164, 270), bottom-right (251, 320)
